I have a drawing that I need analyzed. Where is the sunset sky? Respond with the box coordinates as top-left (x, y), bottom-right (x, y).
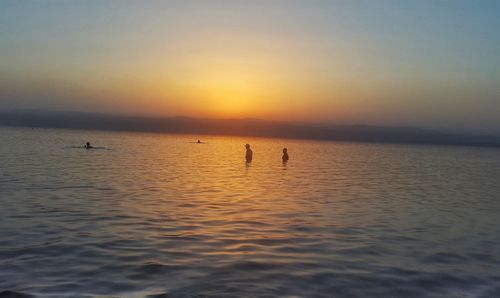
top-left (1, 1), bottom-right (499, 133)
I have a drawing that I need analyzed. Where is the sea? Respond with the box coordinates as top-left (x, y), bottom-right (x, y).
top-left (1, 126), bottom-right (499, 298)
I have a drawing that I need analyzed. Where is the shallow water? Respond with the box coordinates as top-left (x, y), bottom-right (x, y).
top-left (1, 126), bottom-right (500, 298)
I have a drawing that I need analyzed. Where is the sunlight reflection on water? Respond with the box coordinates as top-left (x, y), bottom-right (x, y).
top-left (1, 127), bottom-right (500, 297)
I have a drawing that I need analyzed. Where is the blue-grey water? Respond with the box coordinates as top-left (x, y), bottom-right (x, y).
top-left (1, 126), bottom-right (500, 298)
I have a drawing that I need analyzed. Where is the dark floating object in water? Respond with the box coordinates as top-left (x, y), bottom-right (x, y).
top-left (78, 141), bottom-right (107, 149)
top-left (69, 145), bottom-right (108, 150)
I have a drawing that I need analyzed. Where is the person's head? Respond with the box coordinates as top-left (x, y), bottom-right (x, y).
top-left (86, 142), bottom-right (90, 146)
top-left (283, 148), bottom-right (287, 153)
top-left (245, 144), bottom-right (250, 149)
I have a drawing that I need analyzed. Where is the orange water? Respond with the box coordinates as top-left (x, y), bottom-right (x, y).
top-left (1, 127), bottom-right (500, 297)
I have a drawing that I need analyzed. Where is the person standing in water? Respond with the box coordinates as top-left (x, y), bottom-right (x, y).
top-left (84, 142), bottom-right (93, 149)
top-left (282, 148), bottom-right (289, 162)
top-left (245, 144), bottom-right (253, 162)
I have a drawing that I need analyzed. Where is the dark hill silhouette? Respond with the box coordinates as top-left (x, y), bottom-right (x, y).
top-left (1, 109), bottom-right (499, 147)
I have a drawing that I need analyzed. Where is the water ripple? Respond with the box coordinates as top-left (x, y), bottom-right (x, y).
top-left (1, 127), bottom-right (500, 297)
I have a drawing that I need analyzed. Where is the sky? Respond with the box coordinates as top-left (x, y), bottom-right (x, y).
top-left (1, 0), bottom-right (499, 133)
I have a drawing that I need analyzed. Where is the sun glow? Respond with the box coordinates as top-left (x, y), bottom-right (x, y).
top-left (196, 71), bottom-right (263, 117)
top-left (167, 61), bottom-right (274, 118)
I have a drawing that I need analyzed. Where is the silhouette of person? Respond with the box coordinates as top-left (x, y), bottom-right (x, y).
top-left (84, 142), bottom-right (93, 149)
top-left (245, 144), bottom-right (253, 162)
top-left (282, 148), bottom-right (289, 162)
top-left (197, 139), bottom-right (201, 143)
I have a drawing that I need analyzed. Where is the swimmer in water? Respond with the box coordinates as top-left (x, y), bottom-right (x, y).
top-left (245, 144), bottom-right (253, 162)
top-left (197, 139), bottom-right (201, 143)
top-left (84, 142), bottom-right (93, 149)
top-left (282, 148), bottom-right (289, 162)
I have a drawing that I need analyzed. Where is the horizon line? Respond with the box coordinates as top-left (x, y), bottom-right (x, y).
top-left (1, 109), bottom-right (500, 148)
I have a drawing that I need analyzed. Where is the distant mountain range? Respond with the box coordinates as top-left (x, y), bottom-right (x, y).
top-left (1, 109), bottom-right (499, 147)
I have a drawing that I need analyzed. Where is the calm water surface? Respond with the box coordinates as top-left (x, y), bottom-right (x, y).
top-left (1, 127), bottom-right (500, 298)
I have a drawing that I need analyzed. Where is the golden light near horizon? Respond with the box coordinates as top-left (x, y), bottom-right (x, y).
top-left (186, 69), bottom-right (263, 118)
top-left (1, 1), bottom-right (499, 132)
top-left (160, 45), bottom-right (286, 119)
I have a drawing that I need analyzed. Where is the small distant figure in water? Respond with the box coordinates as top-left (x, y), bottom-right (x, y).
top-left (197, 139), bottom-right (201, 144)
top-left (84, 142), bottom-right (93, 149)
top-left (245, 144), bottom-right (253, 162)
top-left (282, 148), bottom-right (289, 162)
